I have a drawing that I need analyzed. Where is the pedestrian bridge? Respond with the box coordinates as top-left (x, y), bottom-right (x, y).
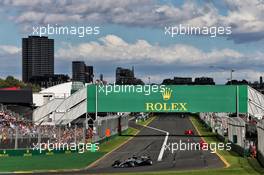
top-left (33, 85), bottom-right (264, 125)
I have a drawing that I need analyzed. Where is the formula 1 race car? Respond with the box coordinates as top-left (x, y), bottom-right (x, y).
top-left (184, 129), bottom-right (194, 135)
top-left (112, 155), bottom-right (153, 168)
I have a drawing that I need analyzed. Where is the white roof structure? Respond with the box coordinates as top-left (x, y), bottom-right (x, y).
top-left (33, 83), bottom-right (88, 125)
top-left (33, 82), bottom-right (72, 107)
top-left (39, 82), bottom-right (72, 98)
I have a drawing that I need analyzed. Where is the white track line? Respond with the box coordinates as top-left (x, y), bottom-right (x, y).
top-left (143, 125), bottom-right (169, 161)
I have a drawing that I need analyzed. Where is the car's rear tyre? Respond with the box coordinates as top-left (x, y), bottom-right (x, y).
top-left (130, 162), bottom-right (135, 167)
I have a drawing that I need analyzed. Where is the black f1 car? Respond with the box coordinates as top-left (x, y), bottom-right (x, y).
top-left (112, 155), bottom-right (153, 168)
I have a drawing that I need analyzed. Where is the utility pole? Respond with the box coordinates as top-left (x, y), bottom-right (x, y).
top-left (230, 69), bottom-right (235, 85)
top-left (148, 77), bottom-right (151, 84)
top-left (209, 66), bottom-right (235, 84)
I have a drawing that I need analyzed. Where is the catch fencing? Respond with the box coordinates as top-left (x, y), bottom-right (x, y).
top-left (257, 120), bottom-right (264, 166)
top-left (0, 125), bottom-right (86, 150)
top-left (93, 114), bottom-right (129, 142)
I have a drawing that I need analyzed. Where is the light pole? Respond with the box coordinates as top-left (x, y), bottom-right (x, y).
top-left (230, 69), bottom-right (235, 85)
top-left (209, 66), bottom-right (235, 84)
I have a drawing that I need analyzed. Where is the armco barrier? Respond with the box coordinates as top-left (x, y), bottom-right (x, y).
top-left (0, 149), bottom-right (79, 157)
top-left (230, 142), bottom-right (249, 157)
top-left (216, 134), bottom-right (226, 143)
top-left (228, 117), bottom-right (246, 148)
top-left (199, 113), bottom-right (249, 157)
top-left (257, 152), bottom-right (264, 167)
top-left (0, 127), bottom-right (129, 157)
top-left (0, 137), bottom-right (50, 150)
top-left (199, 113), bottom-right (264, 162)
top-left (257, 120), bottom-right (264, 166)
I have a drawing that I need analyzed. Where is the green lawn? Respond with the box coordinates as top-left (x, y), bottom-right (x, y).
top-left (0, 152), bottom-right (104, 172)
top-left (100, 127), bottom-right (138, 152)
top-left (0, 127), bottom-right (138, 172)
top-left (136, 116), bottom-right (155, 126)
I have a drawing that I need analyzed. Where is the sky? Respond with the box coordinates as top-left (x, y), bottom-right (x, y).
top-left (0, 0), bottom-right (264, 84)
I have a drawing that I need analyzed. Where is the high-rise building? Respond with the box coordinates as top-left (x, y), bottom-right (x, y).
top-left (72, 61), bottom-right (93, 83)
top-left (194, 77), bottom-right (215, 85)
top-left (162, 77), bottom-right (192, 85)
top-left (100, 74), bottom-right (103, 81)
top-left (22, 36), bottom-right (54, 82)
top-left (162, 76), bottom-right (215, 85)
top-left (85, 66), bottom-right (94, 83)
top-left (116, 66), bottom-right (143, 85)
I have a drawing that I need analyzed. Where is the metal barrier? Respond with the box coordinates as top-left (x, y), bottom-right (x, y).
top-left (1, 106), bottom-right (129, 150)
top-left (93, 114), bottom-right (129, 142)
top-left (227, 117), bottom-right (246, 148)
top-left (257, 120), bottom-right (264, 166)
top-left (0, 125), bottom-right (86, 150)
top-left (199, 113), bottom-right (257, 158)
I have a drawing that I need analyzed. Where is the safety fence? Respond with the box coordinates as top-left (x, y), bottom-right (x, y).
top-left (93, 114), bottom-right (129, 142)
top-left (0, 148), bottom-right (79, 157)
top-left (198, 113), bottom-right (253, 157)
top-left (1, 114), bottom-right (129, 156)
top-left (0, 125), bottom-right (86, 150)
top-left (257, 120), bottom-right (264, 166)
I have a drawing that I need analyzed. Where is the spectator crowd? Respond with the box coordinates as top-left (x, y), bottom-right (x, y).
top-left (0, 109), bottom-right (85, 149)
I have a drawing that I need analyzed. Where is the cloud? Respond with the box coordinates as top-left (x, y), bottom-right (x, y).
top-left (221, 0), bottom-right (264, 43)
top-left (54, 35), bottom-right (264, 83)
top-left (1, 0), bottom-right (52, 6)
top-left (0, 38), bottom-right (262, 83)
top-left (0, 45), bottom-right (21, 55)
top-left (1, 0), bottom-right (264, 42)
top-left (0, 45), bottom-right (21, 78)
top-left (56, 35), bottom-right (244, 65)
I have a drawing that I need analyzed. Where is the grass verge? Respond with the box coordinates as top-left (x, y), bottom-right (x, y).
top-left (0, 152), bottom-right (104, 172)
top-left (99, 127), bottom-right (138, 152)
top-left (136, 116), bottom-right (156, 126)
top-left (0, 127), bottom-right (138, 172)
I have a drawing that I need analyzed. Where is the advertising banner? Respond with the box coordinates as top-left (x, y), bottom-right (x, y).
top-left (87, 85), bottom-right (248, 113)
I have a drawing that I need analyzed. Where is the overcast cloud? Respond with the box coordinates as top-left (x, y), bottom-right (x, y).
top-left (1, 0), bottom-right (264, 43)
top-left (0, 0), bottom-right (263, 83)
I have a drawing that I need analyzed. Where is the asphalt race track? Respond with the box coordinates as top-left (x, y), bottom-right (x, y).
top-left (86, 113), bottom-right (225, 174)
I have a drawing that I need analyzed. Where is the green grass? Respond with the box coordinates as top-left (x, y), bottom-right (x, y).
top-left (0, 152), bottom-right (104, 172)
top-left (0, 127), bottom-right (138, 172)
top-left (100, 127), bottom-right (138, 152)
top-left (136, 116), bottom-right (155, 126)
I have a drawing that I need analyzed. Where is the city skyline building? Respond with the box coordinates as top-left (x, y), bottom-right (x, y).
top-left (72, 61), bottom-right (93, 83)
top-left (22, 36), bottom-right (54, 82)
top-left (116, 66), bottom-right (144, 85)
